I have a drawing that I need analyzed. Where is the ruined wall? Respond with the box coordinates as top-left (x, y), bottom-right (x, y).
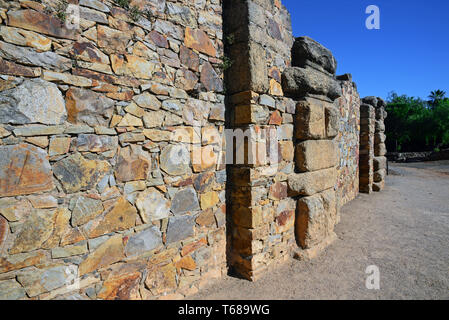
top-left (0, 0), bottom-right (227, 300)
top-left (224, 0), bottom-right (297, 281)
top-left (359, 96), bottom-right (387, 194)
top-left (335, 75), bottom-right (360, 206)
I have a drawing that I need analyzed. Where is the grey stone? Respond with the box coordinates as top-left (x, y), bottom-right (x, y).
top-left (0, 41), bottom-right (71, 71)
top-left (70, 196), bottom-right (104, 227)
top-left (0, 279), bottom-right (26, 300)
top-left (160, 144), bottom-right (191, 176)
top-left (362, 96), bottom-right (378, 107)
top-left (166, 2), bottom-right (197, 27)
top-left (0, 79), bottom-right (66, 125)
top-left (166, 215), bottom-right (195, 244)
top-left (17, 265), bottom-right (71, 297)
top-left (135, 188), bottom-right (170, 223)
top-left (125, 226), bottom-right (162, 257)
top-left (80, 0), bottom-right (110, 12)
top-left (170, 187), bottom-right (200, 215)
top-left (291, 36), bottom-right (337, 74)
top-left (282, 67), bottom-right (342, 100)
top-left (80, 7), bottom-right (108, 24)
top-left (259, 94), bottom-right (275, 108)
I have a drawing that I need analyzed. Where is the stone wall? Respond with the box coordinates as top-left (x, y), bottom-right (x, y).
top-left (0, 0), bottom-right (387, 299)
top-left (359, 96), bottom-right (387, 193)
top-left (224, 0), bottom-right (296, 281)
top-left (335, 75), bottom-right (360, 206)
top-left (0, 0), bottom-right (227, 300)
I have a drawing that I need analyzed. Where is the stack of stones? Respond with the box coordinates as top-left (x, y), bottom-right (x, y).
top-left (282, 37), bottom-right (342, 260)
top-left (365, 97), bottom-right (388, 192)
top-left (359, 101), bottom-right (375, 193)
top-left (359, 96), bottom-right (387, 193)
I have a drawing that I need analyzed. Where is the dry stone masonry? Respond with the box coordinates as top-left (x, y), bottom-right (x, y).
top-left (0, 0), bottom-right (386, 300)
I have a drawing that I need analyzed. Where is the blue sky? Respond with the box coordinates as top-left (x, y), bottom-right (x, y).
top-left (282, 0), bottom-right (449, 100)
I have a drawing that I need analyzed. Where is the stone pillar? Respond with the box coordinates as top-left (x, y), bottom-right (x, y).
top-left (363, 97), bottom-right (388, 192)
top-left (359, 101), bottom-right (375, 193)
top-left (282, 37), bottom-right (342, 260)
top-left (224, 0), bottom-right (296, 281)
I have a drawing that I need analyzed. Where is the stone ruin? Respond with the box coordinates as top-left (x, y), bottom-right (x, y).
top-left (0, 0), bottom-right (386, 299)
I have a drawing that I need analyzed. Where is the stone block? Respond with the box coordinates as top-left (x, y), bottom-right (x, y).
top-left (288, 167), bottom-right (337, 196)
top-left (291, 36), bottom-right (337, 74)
top-left (295, 98), bottom-right (326, 140)
top-left (295, 140), bottom-right (337, 172)
top-left (373, 156), bottom-right (387, 171)
top-left (375, 143), bottom-right (387, 156)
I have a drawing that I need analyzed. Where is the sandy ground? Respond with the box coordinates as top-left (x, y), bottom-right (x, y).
top-left (192, 161), bottom-right (449, 300)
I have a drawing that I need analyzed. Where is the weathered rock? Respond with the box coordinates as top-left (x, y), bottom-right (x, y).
top-left (0, 144), bottom-right (54, 197)
top-left (115, 147), bottom-right (150, 182)
top-left (200, 62), bottom-right (223, 92)
top-left (160, 144), bottom-right (191, 176)
top-left (97, 25), bottom-right (131, 54)
top-left (13, 124), bottom-right (65, 137)
top-left (111, 54), bottom-right (158, 80)
top-left (325, 105), bottom-right (339, 138)
top-left (0, 279), bottom-right (26, 300)
top-left (288, 167), bottom-right (337, 196)
top-left (0, 26), bottom-right (51, 51)
top-left (9, 209), bottom-right (57, 254)
top-left (145, 262), bottom-right (177, 295)
top-left (180, 45), bottom-right (200, 72)
top-left (48, 137), bottom-right (71, 156)
top-left (375, 143), bottom-right (387, 157)
top-left (133, 92), bottom-right (161, 110)
top-left (373, 156), bottom-right (387, 171)
top-left (51, 242), bottom-right (88, 259)
top-left (125, 226), bottom-right (162, 258)
top-left (79, 235), bottom-right (125, 275)
top-left (295, 140), bottom-right (337, 172)
top-left (80, 0), bottom-right (110, 13)
top-left (166, 215), bottom-right (196, 244)
top-left (0, 57), bottom-right (41, 77)
top-left (171, 187), bottom-right (200, 214)
top-left (374, 169), bottom-right (386, 183)
top-left (0, 251), bottom-right (46, 274)
top-left (291, 36), bottom-right (337, 74)
top-left (0, 78), bottom-right (66, 125)
top-left (70, 196), bottom-right (104, 227)
top-left (136, 188), bottom-right (170, 223)
top-left (184, 27), bottom-right (216, 57)
top-left (7, 9), bottom-right (77, 40)
top-left (167, 2), bottom-right (197, 27)
top-left (0, 41), bottom-right (71, 71)
top-left (84, 197), bottom-right (136, 238)
top-left (0, 214), bottom-right (7, 249)
top-left (97, 262), bottom-right (144, 300)
top-left (65, 88), bottom-right (115, 127)
top-left (295, 98), bottom-right (326, 140)
top-left (75, 134), bottom-right (118, 153)
top-left (53, 153), bottom-right (111, 193)
top-left (282, 67), bottom-right (342, 100)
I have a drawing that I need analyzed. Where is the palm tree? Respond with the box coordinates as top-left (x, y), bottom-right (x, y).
top-left (428, 90), bottom-right (446, 108)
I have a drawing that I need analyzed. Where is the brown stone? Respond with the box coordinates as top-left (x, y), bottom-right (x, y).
top-left (79, 235), bottom-right (125, 276)
top-left (296, 140), bottom-right (337, 172)
top-left (0, 57), bottom-right (41, 77)
top-left (269, 79), bottom-right (283, 96)
top-left (181, 238), bottom-right (207, 256)
top-left (175, 255), bottom-right (196, 272)
top-left (288, 167), bottom-right (337, 196)
top-left (184, 27), bottom-right (216, 57)
top-left (97, 25), bottom-right (131, 54)
top-left (84, 197), bottom-right (137, 239)
top-left (0, 214), bottom-right (7, 249)
top-left (115, 147), bottom-right (150, 182)
top-left (196, 209), bottom-right (216, 227)
top-left (0, 144), bottom-right (54, 197)
top-left (180, 46), bottom-right (199, 72)
top-left (295, 98), bottom-right (326, 140)
top-left (97, 262), bottom-right (145, 300)
top-left (268, 110), bottom-right (283, 125)
top-left (200, 62), bottom-right (223, 92)
top-left (48, 137), bottom-right (71, 156)
top-left (7, 10), bottom-right (77, 40)
top-left (269, 182), bottom-right (288, 200)
top-left (0, 250), bottom-right (46, 274)
top-left (52, 153), bottom-right (111, 193)
top-left (200, 191), bottom-right (220, 210)
top-left (145, 262), bottom-right (177, 295)
top-left (147, 30), bottom-right (168, 48)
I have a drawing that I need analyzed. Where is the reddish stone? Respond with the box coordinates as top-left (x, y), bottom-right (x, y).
top-left (180, 46), bottom-right (199, 72)
top-left (0, 215), bottom-right (7, 248)
top-left (0, 144), bottom-right (54, 197)
top-left (269, 67), bottom-right (281, 82)
top-left (184, 27), bottom-right (216, 57)
top-left (175, 256), bottom-right (196, 272)
top-left (269, 182), bottom-right (288, 200)
top-left (7, 9), bottom-right (77, 40)
top-left (269, 110), bottom-right (283, 125)
top-left (0, 58), bottom-right (40, 77)
top-left (115, 147), bottom-right (150, 182)
top-left (181, 238), bottom-right (207, 256)
top-left (147, 30), bottom-right (168, 48)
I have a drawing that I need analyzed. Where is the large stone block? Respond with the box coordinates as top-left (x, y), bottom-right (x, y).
top-left (0, 144), bottom-right (54, 197)
top-left (291, 36), bottom-right (337, 74)
top-left (375, 143), bottom-right (387, 156)
top-left (295, 140), bottom-right (337, 172)
top-left (373, 156), bottom-right (387, 171)
top-left (295, 189), bottom-right (338, 249)
top-left (282, 67), bottom-right (342, 100)
top-left (288, 167), bottom-right (337, 196)
top-left (295, 98), bottom-right (326, 140)
top-left (325, 105), bottom-right (339, 138)
top-left (374, 169), bottom-right (386, 183)
top-left (0, 79), bottom-right (66, 125)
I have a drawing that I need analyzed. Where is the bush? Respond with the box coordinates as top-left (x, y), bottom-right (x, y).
top-left (385, 91), bottom-right (449, 152)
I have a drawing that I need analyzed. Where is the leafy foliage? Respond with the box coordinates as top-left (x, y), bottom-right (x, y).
top-left (385, 90), bottom-right (449, 152)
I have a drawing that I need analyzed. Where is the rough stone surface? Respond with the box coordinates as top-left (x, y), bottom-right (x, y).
top-left (291, 36), bottom-right (337, 74)
top-left (125, 226), bottom-right (162, 258)
top-left (171, 187), bottom-right (200, 215)
top-left (288, 167), bottom-right (337, 196)
top-left (0, 144), bottom-right (54, 197)
top-left (166, 215), bottom-right (196, 244)
top-left (136, 188), bottom-right (170, 223)
top-left (296, 140), bottom-right (337, 172)
top-left (0, 79), bottom-right (66, 125)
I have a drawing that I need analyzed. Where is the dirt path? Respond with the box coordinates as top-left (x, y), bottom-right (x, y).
top-left (192, 161), bottom-right (449, 300)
